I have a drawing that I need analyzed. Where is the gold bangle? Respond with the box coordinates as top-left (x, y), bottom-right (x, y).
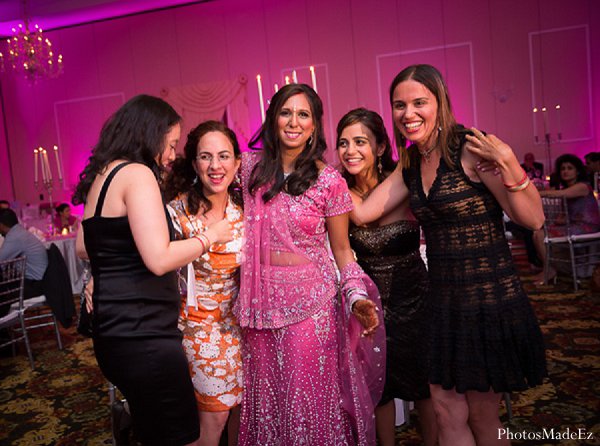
top-left (506, 177), bottom-right (531, 192)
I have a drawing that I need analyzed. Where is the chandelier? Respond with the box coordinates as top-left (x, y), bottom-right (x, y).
top-left (0, 3), bottom-right (63, 82)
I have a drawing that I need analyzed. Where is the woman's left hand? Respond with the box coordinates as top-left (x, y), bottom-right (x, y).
top-left (352, 299), bottom-right (379, 336)
top-left (465, 128), bottom-right (514, 165)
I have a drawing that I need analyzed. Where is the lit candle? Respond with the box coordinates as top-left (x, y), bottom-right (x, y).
top-left (555, 104), bottom-right (562, 141)
top-left (541, 106), bottom-right (549, 137)
top-left (40, 149), bottom-right (47, 182)
top-left (285, 76), bottom-right (290, 85)
top-left (274, 83), bottom-right (279, 93)
top-left (34, 148), bottom-right (39, 184)
top-left (53, 145), bottom-right (63, 181)
top-left (309, 66), bottom-right (318, 93)
top-left (43, 149), bottom-right (52, 181)
top-left (533, 107), bottom-right (538, 142)
top-left (292, 70), bottom-right (298, 83)
top-left (256, 74), bottom-right (265, 123)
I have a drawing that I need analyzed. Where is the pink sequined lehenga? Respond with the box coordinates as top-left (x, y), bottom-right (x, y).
top-left (234, 152), bottom-right (385, 446)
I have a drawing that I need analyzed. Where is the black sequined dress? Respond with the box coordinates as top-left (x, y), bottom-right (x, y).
top-left (403, 137), bottom-right (547, 393)
top-left (349, 220), bottom-right (431, 402)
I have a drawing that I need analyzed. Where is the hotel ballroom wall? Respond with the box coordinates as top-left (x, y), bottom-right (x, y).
top-left (0, 0), bottom-right (599, 205)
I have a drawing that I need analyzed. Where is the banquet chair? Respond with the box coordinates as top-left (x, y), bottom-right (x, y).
top-left (0, 256), bottom-right (35, 369)
top-left (541, 197), bottom-right (600, 291)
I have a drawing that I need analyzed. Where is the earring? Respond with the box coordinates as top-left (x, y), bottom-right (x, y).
top-left (192, 175), bottom-right (199, 186)
top-left (307, 134), bottom-right (314, 147)
top-left (438, 125), bottom-right (442, 132)
top-left (377, 156), bottom-right (383, 176)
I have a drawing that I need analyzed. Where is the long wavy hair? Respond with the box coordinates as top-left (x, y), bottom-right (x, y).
top-left (248, 83), bottom-right (327, 202)
top-left (163, 120), bottom-right (242, 214)
top-left (72, 95), bottom-right (181, 205)
top-left (335, 108), bottom-right (396, 190)
top-left (389, 64), bottom-right (460, 168)
top-left (554, 153), bottom-right (588, 188)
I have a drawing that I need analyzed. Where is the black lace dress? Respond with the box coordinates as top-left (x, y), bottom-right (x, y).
top-left (349, 220), bottom-right (431, 403)
top-left (403, 140), bottom-right (547, 393)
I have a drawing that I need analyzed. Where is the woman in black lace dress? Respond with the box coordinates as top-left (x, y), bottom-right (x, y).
top-left (336, 108), bottom-right (437, 446)
top-left (353, 65), bottom-right (547, 445)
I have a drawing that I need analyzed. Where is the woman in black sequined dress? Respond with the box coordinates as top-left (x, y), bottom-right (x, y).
top-left (336, 108), bottom-right (437, 446)
top-left (352, 65), bottom-right (547, 446)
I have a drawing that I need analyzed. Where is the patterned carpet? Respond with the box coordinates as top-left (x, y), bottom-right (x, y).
top-left (0, 274), bottom-right (599, 445)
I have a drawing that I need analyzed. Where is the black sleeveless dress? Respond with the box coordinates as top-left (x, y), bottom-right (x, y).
top-left (403, 138), bottom-right (547, 393)
top-left (83, 162), bottom-right (199, 446)
top-left (349, 220), bottom-right (430, 402)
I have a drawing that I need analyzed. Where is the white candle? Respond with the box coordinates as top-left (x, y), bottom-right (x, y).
top-left (292, 70), bottom-right (298, 83)
top-left (40, 149), bottom-right (47, 182)
top-left (532, 107), bottom-right (538, 142)
top-left (541, 106), bottom-right (549, 136)
top-left (53, 145), bottom-right (63, 181)
top-left (256, 74), bottom-right (265, 123)
top-left (34, 148), bottom-right (39, 184)
top-left (309, 66), bottom-right (318, 93)
top-left (555, 104), bottom-right (562, 140)
top-left (274, 83), bottom-right (279, 93)
top-left (43, 149), bottom-right (52, 181)
top-left (285, 76), bottom-right (290, 85)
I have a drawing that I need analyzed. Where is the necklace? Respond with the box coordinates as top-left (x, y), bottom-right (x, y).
top-left (418, 146), bottom-right (437, 162)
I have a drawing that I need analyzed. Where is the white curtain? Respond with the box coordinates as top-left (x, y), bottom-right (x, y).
top-left (161, 75), bottom-right (251, 149)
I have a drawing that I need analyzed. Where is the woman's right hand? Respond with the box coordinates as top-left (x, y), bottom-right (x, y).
top-left (205, 218), bottom-right (234, 245)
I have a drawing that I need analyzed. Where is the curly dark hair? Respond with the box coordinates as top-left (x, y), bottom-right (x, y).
top-left (335, 108), bottom-right (397, 189)
top-left (248, 83), bottom-right (327, 202)
top-left (389, 64), bottom-right (460, 168)
top-left (72, 95), bottom-right (181, 205)
top-left (163, 120), bottom-right (242, 215)
top-left (554, 153), bottom-right (588, 188)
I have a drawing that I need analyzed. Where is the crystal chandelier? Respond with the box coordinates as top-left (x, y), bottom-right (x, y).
top-left (0, 2), bottom-right (63, 82)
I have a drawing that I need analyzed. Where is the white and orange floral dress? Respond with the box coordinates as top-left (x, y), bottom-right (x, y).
top-left (168, 195), bottom-right (243, 412)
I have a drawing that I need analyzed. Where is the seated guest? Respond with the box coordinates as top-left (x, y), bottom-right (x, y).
top-left (533, 154), bottom-right (600, 284)
top-left (53, 203), bottom-right (78, 232)
top-left (0, 200), bottom-right (10, 210)
top-left (521, 152), bottom-right (544, 179)
top-left (0, 208), bottom-right (48, 302)
top-left (584, 151), bottom-right (600, 186)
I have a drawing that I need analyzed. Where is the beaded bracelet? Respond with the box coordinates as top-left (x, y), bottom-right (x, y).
top-left (503, 170), bottom-right (528, 189)
top-left (506, 177), bottom-right (531, 192)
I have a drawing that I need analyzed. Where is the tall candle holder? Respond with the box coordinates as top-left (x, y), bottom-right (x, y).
top-left (532, 104), bottom-right (562, 174)
top-left (33, 145), bottom-right (64, 234)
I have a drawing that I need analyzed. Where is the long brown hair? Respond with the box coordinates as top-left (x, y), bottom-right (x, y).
top-left (335, 108), bottom-right (396, 189)
top-left (389, 64), bottom-right (459, 168)
top-left (248, 83), bottom-right (327, 202)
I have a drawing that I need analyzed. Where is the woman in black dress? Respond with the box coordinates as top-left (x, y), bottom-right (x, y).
top-left (353, 65), bottom-right (547, 445)
top-left (73, 95), bottom-right (233, 446)
top-left (336, 108), bottom-right (437, 446)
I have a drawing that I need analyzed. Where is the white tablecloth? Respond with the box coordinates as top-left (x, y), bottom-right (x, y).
top-left (45, 235), bottom-right (85, 293)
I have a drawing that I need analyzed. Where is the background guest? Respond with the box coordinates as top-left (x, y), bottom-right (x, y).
top-left (0, 200), bottom-right (10, 210)
top-left (165, 121), bottom-right (243, 446)
top-left (0, 208), bottom-right (48, 304)
top-left (53, 203), bottom-right (78, 233)
top-left (583, 151), bottom-right (600, 186)
top-left (336, 108), bottom-right (437, 446)
top-left (533, 153), bottom-right (600, 284)
top-left (73, 94), bottom-right (233, 446)
top-left (521, 152), bottom-right (544, 180)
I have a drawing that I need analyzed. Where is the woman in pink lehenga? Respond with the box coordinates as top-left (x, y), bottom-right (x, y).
top-left (233, 83), bottom-right (386, 446)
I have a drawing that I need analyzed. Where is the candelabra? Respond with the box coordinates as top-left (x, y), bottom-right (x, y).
top-left (33, 146), bottom-right (64, 228)
top-left (533, 104), bottom-right (562, 173)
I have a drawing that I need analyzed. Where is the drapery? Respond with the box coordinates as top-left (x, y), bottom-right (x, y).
top-left (161, 75), bottom-right (251, 147)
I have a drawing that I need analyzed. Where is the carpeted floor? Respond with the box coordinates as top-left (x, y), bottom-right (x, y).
top-left (1, 274), bottom-right (599, 445)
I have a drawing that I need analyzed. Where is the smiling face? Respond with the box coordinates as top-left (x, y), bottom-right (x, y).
top-left (156, 123), bottom-right (181, 169)
top-left (337, 122), bottom-right (382, 179)
top-left (277, 93), bottom-right (315, 152)
top-left (194, 131), bottom-right (241, 198)
top-left (391, 79), bottom-right (439, 149)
